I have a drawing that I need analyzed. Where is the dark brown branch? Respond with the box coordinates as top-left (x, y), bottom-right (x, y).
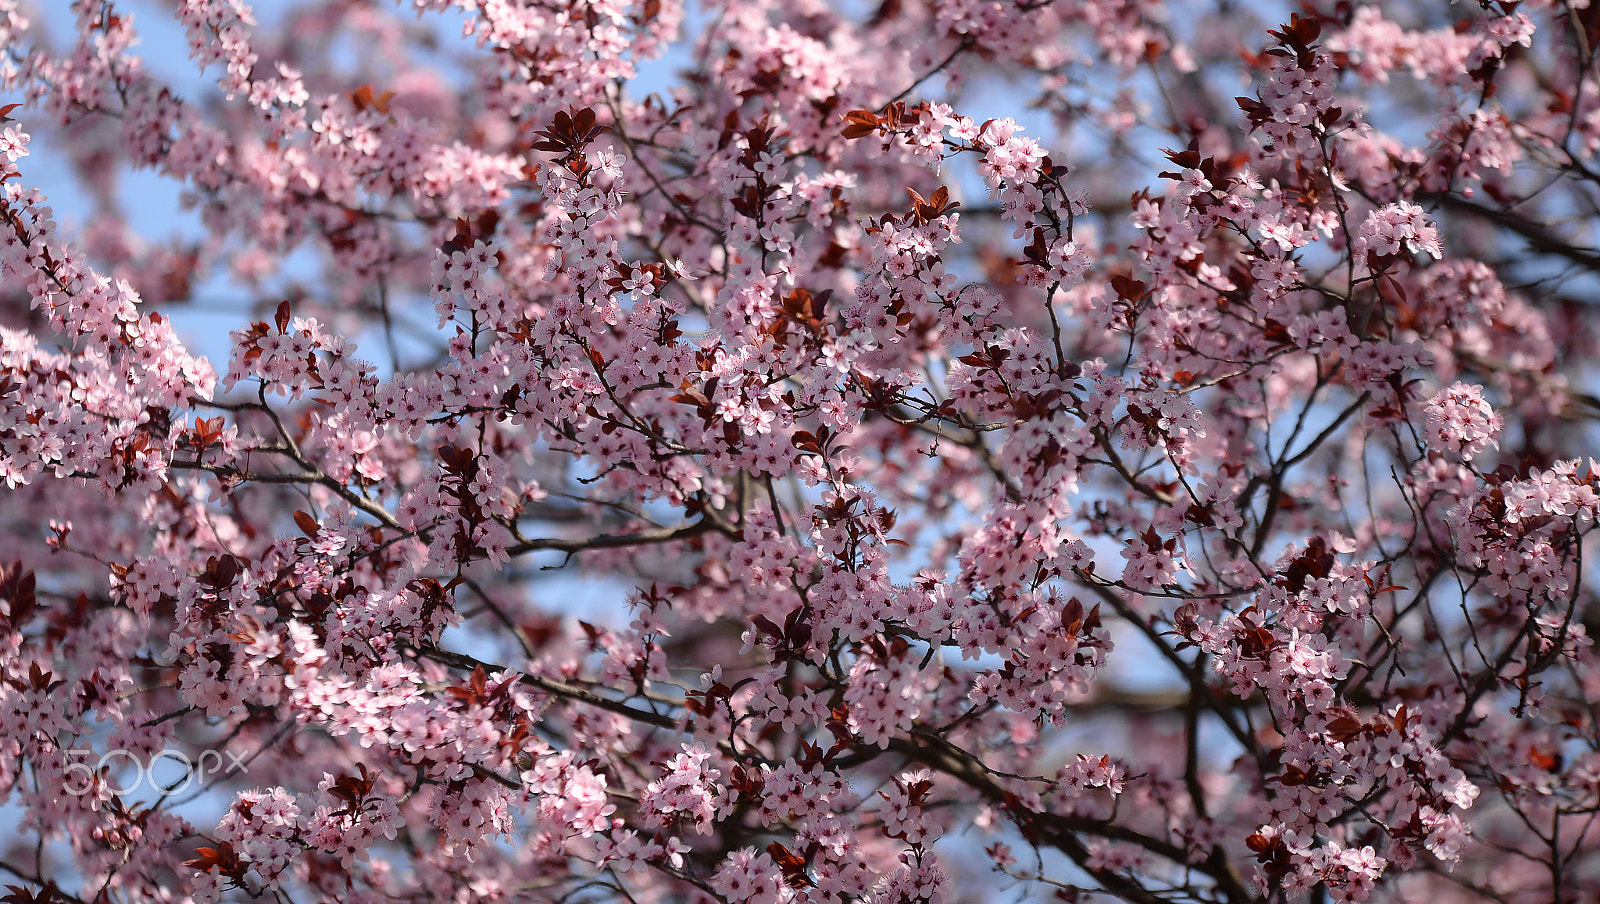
top-left (1422, 192), bottom-right (1600, 272)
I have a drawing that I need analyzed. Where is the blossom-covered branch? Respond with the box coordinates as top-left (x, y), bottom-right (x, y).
top-left (1, 1), bottom-right (1599, 904)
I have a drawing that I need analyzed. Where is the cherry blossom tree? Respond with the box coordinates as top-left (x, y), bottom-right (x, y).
top-left (3, 0), bottom-right (1600, 902)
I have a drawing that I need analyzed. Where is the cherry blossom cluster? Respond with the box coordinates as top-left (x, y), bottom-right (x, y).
top-left (4, 1), bottom-right (1600, 904)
